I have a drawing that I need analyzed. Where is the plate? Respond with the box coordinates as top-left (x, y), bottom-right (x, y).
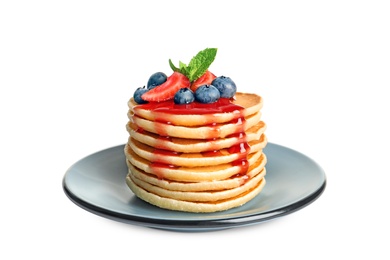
top-left (63, 143), bottom-right (326, 232)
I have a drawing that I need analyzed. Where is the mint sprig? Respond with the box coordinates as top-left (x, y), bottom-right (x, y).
top-left (169, 48), bottom-right (217, 82)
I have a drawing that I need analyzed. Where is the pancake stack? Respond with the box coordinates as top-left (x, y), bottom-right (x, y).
top-left (124, 92), bottom-right (267, 213)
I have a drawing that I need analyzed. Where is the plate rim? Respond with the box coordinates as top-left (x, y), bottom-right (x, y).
top-left (62, 143), bottom-right (326, 231)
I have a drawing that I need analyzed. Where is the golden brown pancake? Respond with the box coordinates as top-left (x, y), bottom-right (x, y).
top-left (126, 175), bottom-right (266, 213)
top-left (126, 154), bottom-right (267, 191)
top-left (125, 142), bottom-right (266, 181)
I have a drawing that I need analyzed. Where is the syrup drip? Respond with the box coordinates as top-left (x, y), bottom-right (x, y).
top-left (232, 158), bottom-right (250, 176)
top-left (150, 148), bottom-right (182, 165)
top-left (158, 135), bottom-right (172, 141)
top-left (226, 132), bottom-right (246, 139)
top-left (230, 117), bottom-right (244, 125)
top-left (154, 121), bottom-right (170, 136)
top-left (149, 162), bottom-right (178, 180)
top-left (154, 135), bottom-right (172, 150)
top-left (135, 127), bottom-right (145, 133)
top-left (228, 140), bottom-right (251, 177)
top-left (228, 142), bottom-right (250, 156)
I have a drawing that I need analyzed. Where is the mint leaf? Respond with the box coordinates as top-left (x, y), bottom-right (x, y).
top-left (186, 48), bottom-right (217, 82)
top-left (169, 59), bottom-right (179, 72)
top-left (168, 59), bottom-right (189, 76)
top-left (179, 61), bottom-right (188, 76)
top-left (168, 48), bottom-right (218, 82)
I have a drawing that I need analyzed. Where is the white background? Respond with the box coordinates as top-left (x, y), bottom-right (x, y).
top-left (1, 0), bottom-right (389, 259)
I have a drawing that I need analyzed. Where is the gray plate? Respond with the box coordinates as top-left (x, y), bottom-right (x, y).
top-left (63, 143), bottom-right (326, 232)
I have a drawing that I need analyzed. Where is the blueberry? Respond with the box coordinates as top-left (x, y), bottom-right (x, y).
top-left (174, 88), bottom-right (195, 104)
top-left (195, 85), bottom-right (220, 104)
top-left (133, 86), bottom-right (149, 104)
top-left (147, 72), bottom-right (167, 89)
top-left (211, 76), bottom-right (236, 98)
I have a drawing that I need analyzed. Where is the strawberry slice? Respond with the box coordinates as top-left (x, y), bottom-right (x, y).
top-left (141, 72), bottom-right (190, 102)
top-left (190, 70), bottom-right (217, 92)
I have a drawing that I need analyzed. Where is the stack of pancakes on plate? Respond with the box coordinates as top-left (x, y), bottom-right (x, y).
top-left (125, 92), bottom-right (267, 213)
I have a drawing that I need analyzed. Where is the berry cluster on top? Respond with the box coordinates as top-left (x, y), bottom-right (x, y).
top-left (132, 48), bottom-right (237, 105)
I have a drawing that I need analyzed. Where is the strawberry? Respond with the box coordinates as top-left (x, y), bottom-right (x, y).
top-left (141, 71), bottom-right (190, 102)
top-left (190, 70), bottom-right (217, 92)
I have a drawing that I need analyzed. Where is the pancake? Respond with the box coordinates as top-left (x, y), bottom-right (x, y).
top-left (125, 147), bottom-right (265, 182)
top-left (126, 121), bottom-right (266, 153)
top-left (126, 156), bottom-right (266, 192)
top-left (126, 174), bottom-right (266, 213)
top-left (128, 92), bottom-right (263, 126)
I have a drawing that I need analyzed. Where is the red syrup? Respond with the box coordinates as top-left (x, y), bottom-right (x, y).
top-left (226, 132), bottom-right (246, 139)
top-left (135, 127), bottom-right (145, 134)
top-left (135, 98), bottom-right (243, 115)
top-left (149, 162), bottom-right (178, 180)
top-left (153, 135), bottom-right (172, 150)
top-left (158, 135), bottom-right (172, 141)
top-left (228, 142), bottom-right (250, 157)
top-left (232, 158), bottom-right (250, 177)
top-left (134, 98), bottom-right (252, 178)
top-left (229, 141), bottom-right (251, 178)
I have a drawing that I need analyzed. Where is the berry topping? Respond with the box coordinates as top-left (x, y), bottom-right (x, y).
top-left (147, 72), bottom-right (167, 90)
top-left (211, 76), bottom-right (237, 98)
top-left (141, 71), bottom-right (190, 102)
top-left (174, 88), bottom-right (195, 104)
top-left (194, 85), bottom-right (220, 104)
top-left (190, 70), bottom-right (217, 92)
top-left (133, 86), bottom-right (149, 104)
top-left (131, 48), bottom-right (240, 105)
